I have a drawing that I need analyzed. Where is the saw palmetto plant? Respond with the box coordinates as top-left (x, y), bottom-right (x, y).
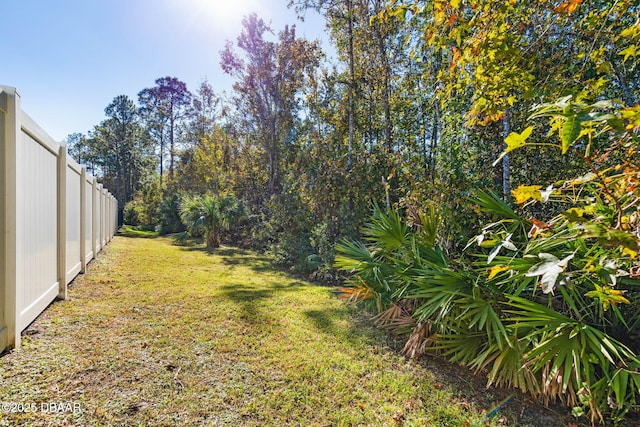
top-left (335, 99), bottom-right (640, 425)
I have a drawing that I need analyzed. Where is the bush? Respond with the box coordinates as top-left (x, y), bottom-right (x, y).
top-left (157, 192), bottom-right (185, 235)
top-left (178, 193), bottom-right (245, 248)
top-left (335, 99), bottom-right (640, 424)
top-left (123, 199), bottom-right (142, 226)
top-left (123, 180), bottom-right (162, 230)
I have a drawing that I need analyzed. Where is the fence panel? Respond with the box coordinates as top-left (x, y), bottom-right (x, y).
top-left (0, 86), bottom-right (118, 352)
top-left (84, 174), bottom-right (94, 265)
top-left (16, 114), bottom-right (60, 334)
top-left (95, 184), bottom-right (102, 253)
top-left (101, 189), bottom-right (107, 247)
top-left (65, 157), bottom-right (82, 284)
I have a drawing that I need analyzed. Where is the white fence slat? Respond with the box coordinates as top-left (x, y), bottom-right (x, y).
top-left (65, 156), bottom-right (82, 285)
top-left (0, 86), bottom-right (119, 352)
top-left (17, 126), bottom-right (59, 330)
top-left (1, 86), bottom-right (20, 350)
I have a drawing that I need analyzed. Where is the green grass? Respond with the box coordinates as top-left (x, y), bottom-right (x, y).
top-left (1, 234), bottom-right (525, 426)
top-left (118, 224), bottom-right (159, 238)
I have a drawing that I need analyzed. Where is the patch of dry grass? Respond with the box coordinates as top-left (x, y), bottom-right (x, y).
top-left (1, 234), bottom-right (542, 426)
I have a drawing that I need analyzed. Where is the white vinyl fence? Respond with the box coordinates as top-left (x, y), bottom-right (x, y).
top-left (1, 86), bottom-right (118, 353)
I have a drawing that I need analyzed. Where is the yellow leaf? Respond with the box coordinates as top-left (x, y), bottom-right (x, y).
top-left (608, 289), bottom-right (625, 297)
top-left (511, 185), bottom-right (542, 204)
top-left (434, 1), bottom-right (446, 25)
top-left (620, 25), bottom-right (640, 39)
top-left (620, 45), bottom-right (638, 61)
top-left (488, 265), bottom-right (510, 280)
top-left (450, 0), bottom-right (461, 10)
top-left (504, 126), bottom-right (533, 154)
top-left (450, 46), bottom-right (461, 73)
top-left (622, 247), bottom-right (638, 259)
top-left (555, 0), bottom-right (582, 14)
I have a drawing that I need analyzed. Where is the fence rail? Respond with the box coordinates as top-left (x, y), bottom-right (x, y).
top-left (1, 86), bottom-right (118, 353)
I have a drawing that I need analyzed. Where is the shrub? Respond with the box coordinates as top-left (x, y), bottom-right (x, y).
top-left (157, 192), bottom-right (185, 235)
top-left (178, 193), bottom-right (245, 248)
top-left (335, 99), bottom-right (640, 424)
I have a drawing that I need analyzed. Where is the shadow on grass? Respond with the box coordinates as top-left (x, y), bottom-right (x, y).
top-left (220, 283), bottom-right (274, 324)
top-left (174, 240), bottom-right (253, 255)
top-left (218, 281), bottom-right (306, 324)
top-left (176, 245), bottom-right (276, 275)
top-left (219, 256), bottom-right (275, 274)
top-left (179, 245), bottom-right (217, 255)
top-left (215, 247), bottom-right (251, 257)
top-left (118, 226), bottom-right (159, 239)
top-left (303, 308), bottom-right (375, 346)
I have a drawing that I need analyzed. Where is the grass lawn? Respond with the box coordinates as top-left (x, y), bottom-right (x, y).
top-left (1, 233), bottom-right (565, 426)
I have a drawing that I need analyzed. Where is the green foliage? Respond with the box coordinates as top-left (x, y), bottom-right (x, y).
top-left (260, 193), bottom-right (316, 273)
top-left (123, 179), bottom-right (162, 230)
top-left (336, 97), bottom-right (640, 424)
top-left (73, 95), bottom-right (155, 207)
top-left (178, 193), bottom-right (246, 248)
top-left (75, 1), bottom-right (640, 420)
top-left (156, 192), bottom-right (184, 235)
top-left (335, 204), bottom-right (448, 314)
top-left (123, 200), bottom-right (144, 228)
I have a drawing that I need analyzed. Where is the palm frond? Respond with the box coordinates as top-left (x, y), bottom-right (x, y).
top-left (373, 302), bottom-right (416, 334)
top-left (471, 189), bottom-right (521, 220)
top-left (362, 206), bottom-right (409, 252)
top-left (402, 322), bottom-right (438, 359)
top-left (334, 239), bottom-right (374, 270)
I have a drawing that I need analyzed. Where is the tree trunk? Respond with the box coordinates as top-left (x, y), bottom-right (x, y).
top-left (610, 56), bottom-right (637, 107)
top-left (206, 230), bottom-right (220, 248)
top-left (169, 115), bottom-right (175, 178)
top-left (502, 109), bottom-right (511, 200)
top-left (268, 146), bottom-right (277, 196)
top-left (347, 0), bottom-right (355, 168)
top-left (159, 135), bottom-right (164, 188)
top-left (372, 0), bottom-right (392, 153)
top-left (429, 102), bottom-right (439, 180)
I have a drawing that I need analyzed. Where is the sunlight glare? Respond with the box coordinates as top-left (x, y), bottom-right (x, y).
top-left (193, 0), bottom-right (260, 21)
top-left (173, 0), bottom-right (267, 39)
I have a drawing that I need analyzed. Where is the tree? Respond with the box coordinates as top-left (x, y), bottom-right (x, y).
top-left (90, 95), bottom-right (154, 206)
top-left (184, 79), bottom-right (222, 146)
top-left (173, 124), bottom-right (238, 196)
top-left (138, 77), bottom-right (192, 185)
top-left (220, 14), bottom-right (321, 199)
top-left (388, 0), bottom-right (640, 199)
top-left (65, 132), bottom-right (99, 174)
top-left (179, 194), bottom-right (245, 248)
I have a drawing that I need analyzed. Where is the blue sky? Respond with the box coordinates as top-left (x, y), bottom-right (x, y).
top-left (0, 0), bottom-right (328, 142)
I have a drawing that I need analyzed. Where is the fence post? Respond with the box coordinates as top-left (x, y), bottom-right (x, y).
top-left (1, 87), bottom-right (20, 350)
top-left (97, 184), bottom-right (103, 250)
top-left (100, 187), bottom-right (105, 247)
top-left (111, 195), bottom-right (115, 238)
top-left (80, 166), bottom-right (87, 273)
top-left (57, 145), bottom-right (67, 300)
top-left (92, 180), bottom-right (98, 256)
top-left (107, 193), bottom-right (111, 242)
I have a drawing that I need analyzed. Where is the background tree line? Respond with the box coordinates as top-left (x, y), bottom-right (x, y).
top-left (66, 2), bottom-right (639, 421)
top-left (67, 1), bottom-right (638, 270)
